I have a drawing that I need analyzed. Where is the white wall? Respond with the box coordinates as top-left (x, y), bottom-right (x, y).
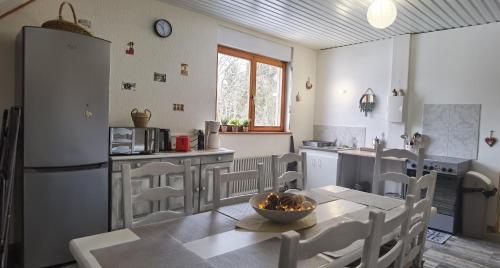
top-left (0, 0), bottom-right (317, 156)
top-left (315, 39), bottom-right (393, 147)
top-left (315, 22), bottom-right (500, 228)
top-left (408, 23), bottom-right (500, 226)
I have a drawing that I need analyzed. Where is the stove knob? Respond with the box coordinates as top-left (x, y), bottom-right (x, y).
top-left (448, 168), bottom-right (453, 173)
top-left (441, 167), bottom-right (447, 172)
top-left (429, 166), bottom-right (434, 171)
top-left (411, 163), bottom-right (416, 168)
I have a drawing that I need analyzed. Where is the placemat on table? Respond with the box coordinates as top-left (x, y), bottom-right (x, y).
top-left (217, 202), bottom-right (256, 221)
top-left (91, 232), bottom-right (213, 268)
top-left (208, 237), bottom-right (329, 268)
top-left (132, 211), bottom-right (237, 243)
top-left (333, 190), bottom-right (403, 211)
top-left (236, 213), bottom-right (316, 233)
top-left (297, 188), bottom-right (339, 204)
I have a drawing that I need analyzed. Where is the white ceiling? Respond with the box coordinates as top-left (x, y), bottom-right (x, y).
top-left (162, 0), bottom-right (500, 49)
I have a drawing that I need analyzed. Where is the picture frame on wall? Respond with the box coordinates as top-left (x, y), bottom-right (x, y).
top-left (0, 0), bottom-right (34, 19)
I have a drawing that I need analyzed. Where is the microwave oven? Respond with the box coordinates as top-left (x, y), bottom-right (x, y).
top-left (109, 127), bottom-right (159, 155)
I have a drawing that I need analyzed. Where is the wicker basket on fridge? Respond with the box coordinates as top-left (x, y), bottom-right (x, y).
top-left (41, 1), bottom-right (92, 36)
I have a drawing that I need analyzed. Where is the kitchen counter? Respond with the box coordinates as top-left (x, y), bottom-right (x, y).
top-left (109, 147), bottom-right (235, 230)
top-left (299, 145), bottom-right (339, 153)
top-left (338, 149), bottom-right (407, 162)
top-left (110, 148), bottom-right (235, 161)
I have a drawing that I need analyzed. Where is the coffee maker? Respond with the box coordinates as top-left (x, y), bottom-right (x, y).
top-left (205, 121), bottom-right (220, 149)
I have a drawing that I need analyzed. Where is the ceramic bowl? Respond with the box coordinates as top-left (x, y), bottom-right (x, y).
top-left (249, 192), bottom-right (317, 223)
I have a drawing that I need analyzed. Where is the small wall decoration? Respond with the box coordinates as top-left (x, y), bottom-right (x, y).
top-left (305, 77), bottom-right (313, 90)
top-left (296, 91), bottom-right (302, 102)
top-left (485, 130), bottom-right (497, 147)
top-left (173, 104), bottom-right (184, 111)
top-left (181, 63), bottom-right (189, 76)
top-left (122, 82), bottom-right (136, 91)
top-left (359, 88), bottom-right (376, 117)
top-left (126, 42), bottom-right (134, 55)
top-left (154, 72), bottom-right (166, 82)
top-left (78, 18), bottom-right (92, 28)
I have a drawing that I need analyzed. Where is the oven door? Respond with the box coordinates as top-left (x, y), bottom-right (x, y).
top-left (407, 169), bottom-right (462, 233)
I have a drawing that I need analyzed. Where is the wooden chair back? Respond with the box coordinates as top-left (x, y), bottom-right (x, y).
top-left (279, 210), bottom-right (385, 268)
top-left (122, 160), bottom-right (193, 228)
top-left (213, 163), bottom-right (265, 210)
top-left (404, 171), bottom-right (437, 267)
top-left (272, 152), bottom-right (307, 192)
top-left (373, 145), bottom-right (424, 197)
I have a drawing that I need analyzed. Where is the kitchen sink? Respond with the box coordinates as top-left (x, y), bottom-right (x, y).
top-left (302, 140), bottom-right (337, 148)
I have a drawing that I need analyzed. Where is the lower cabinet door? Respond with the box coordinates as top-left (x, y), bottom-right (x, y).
top-left (199, 162), bottom-right (233, 212)
top-left (300, 149), bottom-right (338, 189)
top-left (159, 164), bottom-right (200, 213)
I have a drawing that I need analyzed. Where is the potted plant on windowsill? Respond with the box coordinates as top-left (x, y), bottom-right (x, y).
top-left (229, 118), bottom-right (240, 132)
top-left (220, 118), bottom-right (229, 132)
top-left (242, 119), bottom-right (249, 132)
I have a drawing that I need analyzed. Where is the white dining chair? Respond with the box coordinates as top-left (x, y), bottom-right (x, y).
top-left (213, 163), bottom-right (265, 210)
top-left (122, 159), bottom-right (193, 228)
top-left (279, 210), bottom-right (386, 268)
top-left (272, 152), bottom-right (307, 192)
top-left (405, 171), bottom-right (437, 267)
top-left (372, 145), bottom-right (424, 198)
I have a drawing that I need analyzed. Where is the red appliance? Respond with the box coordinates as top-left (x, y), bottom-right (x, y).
top-left (176, 135), bottom-right (190, 152)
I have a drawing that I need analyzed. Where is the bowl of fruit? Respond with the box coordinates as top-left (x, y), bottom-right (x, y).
top-left (249, 192), bottom-right (317, 223)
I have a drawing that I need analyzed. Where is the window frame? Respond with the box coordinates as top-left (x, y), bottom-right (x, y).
top-left (217, 45), bottom-right (287, 132)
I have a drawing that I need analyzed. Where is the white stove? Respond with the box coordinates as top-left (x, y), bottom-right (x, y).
top-left (407, 155), bottom-right (472, 234)
top-left (406, 155), bottom-right (471, 176)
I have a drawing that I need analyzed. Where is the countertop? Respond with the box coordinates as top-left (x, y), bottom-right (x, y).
top-left (338, 149), bottom-right (407, 161)
top-left (110, 148), bottom-right (235, 161)
top-left (299, 145), bottom-right (339, 153)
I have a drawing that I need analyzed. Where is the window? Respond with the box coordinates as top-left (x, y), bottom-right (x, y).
top-left (217, 45), bottom-right (286, 132)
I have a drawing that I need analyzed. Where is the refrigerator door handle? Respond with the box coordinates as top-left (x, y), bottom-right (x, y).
top-left (25, 162), bottom-right (108, 172)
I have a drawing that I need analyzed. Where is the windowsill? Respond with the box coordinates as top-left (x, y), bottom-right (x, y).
top-left (220, 132), bottom-right (292, 135)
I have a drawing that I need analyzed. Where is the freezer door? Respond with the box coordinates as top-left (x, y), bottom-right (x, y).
top-left (23, 167), bottom-right (108, 267)
top-left (23, 27), bottom-right (110, 167)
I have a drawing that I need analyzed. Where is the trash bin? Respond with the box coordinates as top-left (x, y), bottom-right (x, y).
top-left (461, 171), bottom-right (497, 238)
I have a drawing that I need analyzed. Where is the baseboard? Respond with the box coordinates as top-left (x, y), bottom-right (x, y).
top-left (485, 231), bottom-right (500, 243)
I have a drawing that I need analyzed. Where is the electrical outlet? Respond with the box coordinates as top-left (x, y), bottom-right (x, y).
top-left (122, 82), bottom-right (136, 91)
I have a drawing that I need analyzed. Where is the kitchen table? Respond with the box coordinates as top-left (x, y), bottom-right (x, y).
top-left (69, 185), bottom-right (405, 268)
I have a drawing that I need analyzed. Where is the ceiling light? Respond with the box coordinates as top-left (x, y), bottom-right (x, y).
top-left (367, 0), bottom-right (397, 29)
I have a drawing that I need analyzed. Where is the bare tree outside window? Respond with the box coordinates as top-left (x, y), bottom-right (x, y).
top-left (217, 46), bottom-right (286, 132)
top-left (255, 62), bottom-right (282, 126)
top-left (217, 53), bottom-right (250, 122)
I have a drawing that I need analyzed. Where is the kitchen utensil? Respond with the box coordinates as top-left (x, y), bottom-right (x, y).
top-left (131, 108), bottom-right (151, 128)
top-left (176, 136), bottom-right (190, 152)
top-left (42, 1), bottom-right (92, 36)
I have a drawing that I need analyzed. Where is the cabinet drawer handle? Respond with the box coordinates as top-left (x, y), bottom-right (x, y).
top-left (194, 187), bottom-right (200, 192)
top-left (180, 160), bottom-right (184, 164)
top-left (135, 163), bottom-right (141, 167)
top-left (202, 187), bottom-right (207, 191)
top-left (216, 156), bottom-right (222, 161)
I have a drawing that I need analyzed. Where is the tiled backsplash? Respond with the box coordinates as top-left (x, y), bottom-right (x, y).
top-left (423, 104), bottom-right (481, 159)
top-left (313, 125), bottom-right (366, 148)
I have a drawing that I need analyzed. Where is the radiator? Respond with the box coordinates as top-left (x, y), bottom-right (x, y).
top-left (230, 155), bottom-right (287, 195)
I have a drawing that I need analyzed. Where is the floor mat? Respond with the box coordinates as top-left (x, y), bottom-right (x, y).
top-left (426, 229), bottom-right (451, 244)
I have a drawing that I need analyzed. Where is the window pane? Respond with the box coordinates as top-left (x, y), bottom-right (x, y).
top-left (217, 53), bottom-right (250, 122)
top-left (255, 62), bottom-right (283, 126)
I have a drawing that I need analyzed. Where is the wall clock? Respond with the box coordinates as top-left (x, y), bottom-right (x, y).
top-left (154, 19), bottom-right (172, 38)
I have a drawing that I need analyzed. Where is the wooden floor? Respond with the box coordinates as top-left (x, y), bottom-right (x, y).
top-left (423, 235), bottom-right (500, 268)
